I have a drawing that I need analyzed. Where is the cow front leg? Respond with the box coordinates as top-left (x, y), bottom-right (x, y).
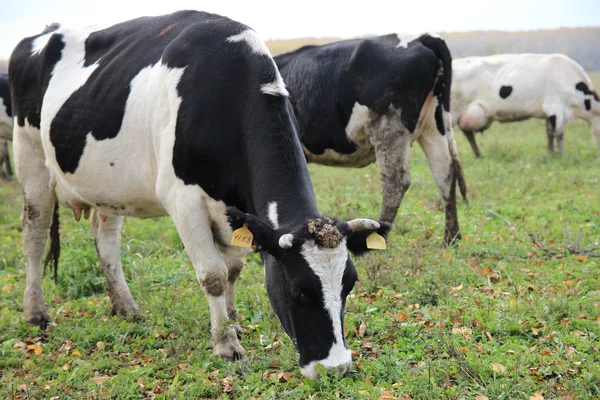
top-left (158, 184), bottom-right (245, 361)
top-left (418, 130), bottom-right (461, 245)
top-left (369, 122), bottom-right (412, 223)
top-left (224, 257), bottom-right (244, 321)
top-left (462, 129), bottom-right (483, 158)
top-left (90, 211), bottom-right (139, 317)
top-left (14, 129), bottom-right (54, 328)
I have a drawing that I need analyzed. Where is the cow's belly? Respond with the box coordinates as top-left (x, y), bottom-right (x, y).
top-left (45, 131), bottom-right (166, 219)
top-left (302, 142), bottom-right (376, 168)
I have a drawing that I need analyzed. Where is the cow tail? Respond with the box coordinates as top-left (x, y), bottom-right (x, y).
top-left (421, 34), bottom-right (468, 204)
top-left (43, 200), bottom-right (60, 283)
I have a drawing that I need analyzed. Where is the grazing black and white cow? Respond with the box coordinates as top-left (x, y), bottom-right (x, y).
top-left (452, 54), bottom-right (600, 158)
top-left (9, 11), bottom-right (391, 379)
top-left (274, 34), bottom-right (467, 245)
top-left (0, 73), bottom-right (12, 180)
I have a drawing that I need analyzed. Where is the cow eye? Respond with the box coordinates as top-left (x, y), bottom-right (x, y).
top-left (294, 292), bottom-right (310, 306)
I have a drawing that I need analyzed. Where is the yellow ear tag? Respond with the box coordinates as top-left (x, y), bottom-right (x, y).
top-left (366, 232), bottom-right (386, 250)
top-left (231, 224), bottom-right (254, 248)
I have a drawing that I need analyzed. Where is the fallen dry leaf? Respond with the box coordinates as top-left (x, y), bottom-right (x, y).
top-left (358, 321), bottom-right (367, 338)
top-left (491, 363), bottom-right (506, 373)
top-left (575, 255), bottom-right (587, 262)
top-left (452, 327), bottom-right (472, 335)
top-left (564, 279), bottom-right (577, 288)
top-left (71, 349), bottom-right (83, 357)
top-left (573, 330), bottom-right (587, 337)
top-left (27, 344), bottom-right (43, 355)
top-left (91, 376), bottom-right (111, 385)
top-left (482, 267), bottom-right (491, 276)
top-left (475, 396), bottom-right (489, 400)
top-left (397, 312), bottom-right (409, 321)
top-left (13, 341), bottom-right (26, 349)
top-left (529, 393), bottom-right (544, 400)
top-left (269, 359), bottom-right (280, 367)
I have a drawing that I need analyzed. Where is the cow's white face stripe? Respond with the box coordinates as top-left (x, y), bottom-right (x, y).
top-left (267, 201), bottom-right (279, 229)
top-left (300, 239), bottom-right (348, 348)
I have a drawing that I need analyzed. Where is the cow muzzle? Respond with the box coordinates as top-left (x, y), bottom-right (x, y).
top-left (299, 344), bottom-right (352, 380)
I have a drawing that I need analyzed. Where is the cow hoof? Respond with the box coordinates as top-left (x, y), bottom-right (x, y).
top-left (211, 326), bottom-right (246, 361)
top-left (444, 231), bottom-right (462, 246)
top-left (110, 302), bottom-right (140, 319)
top-left (25, 312), bottom-right (50, 330)
top-left (213, 344), bottom-right (247, 362)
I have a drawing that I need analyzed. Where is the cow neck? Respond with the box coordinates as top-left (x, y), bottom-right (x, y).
top-left (243, 122), bottom-right (321, 230)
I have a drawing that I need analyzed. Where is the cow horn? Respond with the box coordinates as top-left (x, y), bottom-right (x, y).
top-left (347, 219), bottom-right (380, 232)
top-left (278, 234), bottom-right (294, 249)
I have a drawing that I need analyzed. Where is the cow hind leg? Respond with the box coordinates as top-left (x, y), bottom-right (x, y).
top-left (368, 119), bottom-right (412, 224)
top-left (0, 139), bottom-right (11, 180)
top-left (90, 211), bottom-right (139, 317)
top-left (158, 182), bottom-right (245, 361)
top-left (418, 129), bottom-right (461, 245)
top-left (14, 129), bottom-right (55, 328)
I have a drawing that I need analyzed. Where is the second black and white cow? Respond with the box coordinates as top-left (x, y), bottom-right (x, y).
top-left (9, 11), bottom-right (390, 379)
top-left (0, 73), bottom-right (12, 180)
top-left (452, 54), bottom-right (600, 158)
top-left (275, 34), bottom-right (467, 245)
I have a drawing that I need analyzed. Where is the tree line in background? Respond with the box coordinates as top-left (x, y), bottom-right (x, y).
top-left (0, 27), bottom-right (598, 74)
top-left (267, 27), bottom-right (600, 72)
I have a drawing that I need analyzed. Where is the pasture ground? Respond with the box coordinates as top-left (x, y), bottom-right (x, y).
top-left (1, 74), bottom-right (600, 399)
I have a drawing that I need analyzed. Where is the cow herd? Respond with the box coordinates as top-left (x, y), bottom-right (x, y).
top-left (1, 10), bottom-right (598, 379)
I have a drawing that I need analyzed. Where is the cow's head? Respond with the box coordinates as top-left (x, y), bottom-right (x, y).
top-left (226, 207), bottom-right (391, 379)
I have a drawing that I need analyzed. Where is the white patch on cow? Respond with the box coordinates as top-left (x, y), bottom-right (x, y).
top-left (260, 78), bottom-right (289, 97)
top-left (300, 240), bottom-right (352, 378)
top-left (226, 29), bottom-right (270, 56)
top-left (226, 29), bottom-right (288, 97)
top-left (345, 102), bottom-right (370, 142)
top-left (40, 26), bottom-right (101, 150)
top-left (395, 33), bottom-right (420, 48)
top-left (31, 32), bottom-right (54, 55)
top-left (302, 102), bottom-right (375, 167)
top-left (267, 201), bottom-right (279, 229)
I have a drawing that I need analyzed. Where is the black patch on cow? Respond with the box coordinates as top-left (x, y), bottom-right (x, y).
top-left (9, 26), bottom-right (63, 129)
top-left (274, 33), bottom-right (452, 155)
top-left (576, 81), bottom-right (593, 96)
top-left (434, 101), bottom-right (445, 135)
top-left (548, 115), bottom-right (556, 131)
top-left (0, 74), bottom-right (12, 117)
top-left (499, 85), bottom-right (513, 99)
top-left (584, 99), bottom-right (591, 111)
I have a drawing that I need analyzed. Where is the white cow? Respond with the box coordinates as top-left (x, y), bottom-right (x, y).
top-left (451, 54), bottom-right (600, 157)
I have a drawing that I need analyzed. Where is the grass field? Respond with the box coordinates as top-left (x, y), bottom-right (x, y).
top-left (1, 77), bottom-right (600, 399)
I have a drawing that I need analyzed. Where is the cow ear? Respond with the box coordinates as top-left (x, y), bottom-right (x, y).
top-left (225, 207), bottom-right (281, 254)
top-left (346, 221), bottom-right (392, 256)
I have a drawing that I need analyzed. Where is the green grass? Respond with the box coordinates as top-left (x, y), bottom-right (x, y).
top-left (2, 100), bottom-right (600, 398)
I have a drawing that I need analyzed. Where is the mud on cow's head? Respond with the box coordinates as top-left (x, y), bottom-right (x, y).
top-left (226, 208), bottom-right (391, 379)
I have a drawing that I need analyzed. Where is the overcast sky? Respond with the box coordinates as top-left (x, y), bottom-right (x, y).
top-left (1, 0), bottom-right (598, 59)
